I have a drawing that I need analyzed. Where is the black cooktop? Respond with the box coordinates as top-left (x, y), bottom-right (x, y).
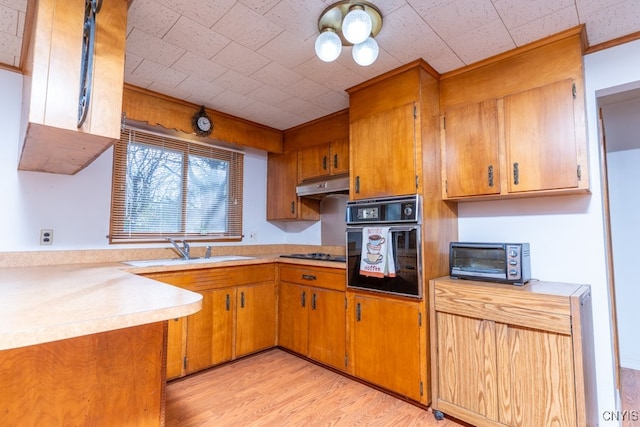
top-left (280, 253), bottom-right (346, 263)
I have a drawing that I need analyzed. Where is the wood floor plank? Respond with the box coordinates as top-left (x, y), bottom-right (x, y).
top-left (168, 350), bottom-right (640, 426)
top-left (165, 349), bottom-right (464, 426)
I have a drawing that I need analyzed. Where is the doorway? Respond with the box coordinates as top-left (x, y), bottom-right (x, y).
top-left (598, 84), bottom-right (640, 416)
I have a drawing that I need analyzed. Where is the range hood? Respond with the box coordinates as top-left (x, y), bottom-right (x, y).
top-left (296, 175), bottom-right (349, 197)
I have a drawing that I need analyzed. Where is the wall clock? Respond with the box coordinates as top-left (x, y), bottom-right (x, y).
top-left (192, 106), bottom-right (213, 137)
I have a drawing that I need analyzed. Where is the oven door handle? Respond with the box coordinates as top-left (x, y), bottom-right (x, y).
top-left (346, 225), bottom-right (419, 232)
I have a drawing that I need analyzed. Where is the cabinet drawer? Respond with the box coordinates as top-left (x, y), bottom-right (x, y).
top-left (199, 264), bottom-right (276, 289)
top-left (279, 265), bottom-right (345, 291)
top-left (144, 264), bottom-right (276, 291)
top-left (433, 279), bottom-right (573, 334)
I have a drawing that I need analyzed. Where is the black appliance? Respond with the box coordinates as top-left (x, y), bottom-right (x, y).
top-left (449, 242), bottom-right (531, 285)
top-left (346, 195), bottom-right (422, 298)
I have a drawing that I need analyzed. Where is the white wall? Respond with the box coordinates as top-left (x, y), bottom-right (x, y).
top-left (585, 41), bottom-right (640, 423)
top-left (607, 148), bottom-right (640, 370)
top-left (0, 68), bottom-right (320, 252)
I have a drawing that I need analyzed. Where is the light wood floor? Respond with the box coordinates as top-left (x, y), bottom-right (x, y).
top-left (166, 349), bottom-right (640, 427)
top-left (165, 349), bottom-right (465, 427)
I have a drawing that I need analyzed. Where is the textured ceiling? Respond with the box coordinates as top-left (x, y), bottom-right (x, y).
top-left (1, 0), bottom-right (640, 131)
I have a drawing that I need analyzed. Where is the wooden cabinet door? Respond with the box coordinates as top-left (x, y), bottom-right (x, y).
top-left (266, 151), bottom-right (320, 221)
top-left (166, 317), bottom-right (186, 380)
top-left (330, 137), bottom-right (349, 175)
top-left (19, 0), bottom-right (127, 174)
top-left (308, 287), bottom-right (346, 371)
top-left (352, 295), bottom-right (422, 401)
top-left (278, 282), bottom-right (309, 355)
top-left (435, 312), bottom-right (499, 420)
top-left (350, 102), bottom-right (417, 199)
top-left (442, 100), bottom-right (500, 197)
top-left (211, 288), bottom-right (235, 365)
top-left (185, 289), bottom-right (215, 374)
top-left (505, 79), bottom-right (579, 193)
top-left (236, 282), bottom-right (277, 357)
top-left (299, 144), bottom-right (331, 181)
top-left (267, 152), bottom-right (298, 220)
top-left (496, 324), bottom-right (577, 426)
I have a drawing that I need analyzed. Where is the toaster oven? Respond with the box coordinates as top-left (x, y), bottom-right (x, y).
top-left (449, 242), bottom-right (531, 285)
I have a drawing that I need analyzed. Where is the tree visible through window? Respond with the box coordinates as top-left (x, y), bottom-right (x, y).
top-left (110, 128), bottom-right (243, 243)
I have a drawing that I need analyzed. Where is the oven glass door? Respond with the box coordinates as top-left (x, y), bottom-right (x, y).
top-left (346, 225), bottom-right (422, 298)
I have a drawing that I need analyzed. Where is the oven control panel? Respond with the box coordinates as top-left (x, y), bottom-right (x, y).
top-left (346, 195), bottom-right (421, 224)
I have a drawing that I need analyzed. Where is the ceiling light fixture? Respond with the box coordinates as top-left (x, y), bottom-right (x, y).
top-left (315, 1), bottom-right (383, 66)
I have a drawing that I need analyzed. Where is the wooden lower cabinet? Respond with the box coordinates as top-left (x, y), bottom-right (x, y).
top-left (347, 292), bottom-right (427, 404)
top-left (278, 265), bottom-right (347, 371)
top-left (144, 264), bottom-right (277, 379)
top-left (429, 277), bottom-right (597, 426)
top-left (0, 322), bottom-right (166, 426)
top-left (236, 282), bottom-right (278, 357)
top-left (166, 316), bottom-right (186, 379)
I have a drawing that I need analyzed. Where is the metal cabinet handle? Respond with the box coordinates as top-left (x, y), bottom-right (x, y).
top-left (513, 162), bottom-right (519, 185)
top-left (240, 291), bottom-right (245, 308)
top-left (302, 274), bottom-right (317, 281)
top-left (290, 201), bottom-right (295, 214)
top-left (333, 154), bottom-right (338, 169)
top-left (356, 302), bottom-right (361, 322)
top-left (225, 293), bottom-right (230, 311)
top-left (311, 293), bottom-right (317, 310)
top-left (322, 155), bottom-right (327, 170)
top-left (355, 176), bottom-right (360, 193)
top-left (488, 165), bottom-right (494, 187)
top-left (301, 291), bottom-right (306, 308)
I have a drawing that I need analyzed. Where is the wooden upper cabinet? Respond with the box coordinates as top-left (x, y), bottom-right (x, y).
top-left (330, 137), bottom-right (350, 175)
top-left (439, 26), bottom-right (589, 200)
top-left (442, 99), bottom-right (500, 197)
top-left (298, 144), bottom-right (331, 181)
top-left (350, 102), bottom-right (418, 199)
top-left (298, 137), bottom-right (350, 181)
top-left (347, 61), bottom-right (440, 200)
top-left (19, 0), bottom-right (128, 174)
top-left (505, 79), bottom-right (579, 193)
top-left (266, 151), bottom-right (320, 221)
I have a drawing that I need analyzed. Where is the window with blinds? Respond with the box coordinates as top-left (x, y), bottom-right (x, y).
top-left (110, 127), bottom-right (244, 243)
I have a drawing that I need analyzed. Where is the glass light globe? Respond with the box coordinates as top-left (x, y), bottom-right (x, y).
top-left (352, 37), bottom-right (379, 66)
top-left (315, 29), bottom-right (342, 62)
top-left (342, 7), bottom-right (372, 45)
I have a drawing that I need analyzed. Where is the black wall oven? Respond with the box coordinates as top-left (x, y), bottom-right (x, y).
top-left (346, 195), bottom-right (422, 299)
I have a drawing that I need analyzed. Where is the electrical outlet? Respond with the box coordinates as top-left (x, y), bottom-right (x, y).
top-left (248, 231), bottom-right (257, 242)
top-left (40, 229), bottom-right (53, 245)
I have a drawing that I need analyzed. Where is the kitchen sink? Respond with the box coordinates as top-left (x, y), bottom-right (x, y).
top-left (123, 255), bottom-right (256, 267)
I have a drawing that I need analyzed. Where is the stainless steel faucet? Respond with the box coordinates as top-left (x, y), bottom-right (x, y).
top-left (167, 237), bottom-right (190, 260)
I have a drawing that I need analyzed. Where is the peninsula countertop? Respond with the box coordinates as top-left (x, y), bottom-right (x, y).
top-left (0, 262), bottom-right (203, 351)
top-left (0, 250), bottom-right (347, 351)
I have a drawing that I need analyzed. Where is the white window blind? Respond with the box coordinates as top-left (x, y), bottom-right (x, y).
top-left (110, 127), bottom-right (244, 243)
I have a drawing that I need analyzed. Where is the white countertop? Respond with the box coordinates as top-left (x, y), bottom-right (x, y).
top-left (0, 263), bottom-right (202, 351)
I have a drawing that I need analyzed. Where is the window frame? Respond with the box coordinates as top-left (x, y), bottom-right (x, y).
top-left (109, 126), bottom-right (244, 244)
